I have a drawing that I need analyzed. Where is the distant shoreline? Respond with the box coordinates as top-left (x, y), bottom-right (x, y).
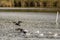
top-left (0, 8), bottom-right (59, 12)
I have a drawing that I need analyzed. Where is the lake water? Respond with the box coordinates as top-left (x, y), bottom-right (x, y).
top-left (0, 12), bottom-right (60, 40)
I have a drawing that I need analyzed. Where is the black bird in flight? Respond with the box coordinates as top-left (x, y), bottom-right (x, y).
top-left (13, 21), bottom-right (22, 26)
top-left (15, 28), bottom-right (27, 34)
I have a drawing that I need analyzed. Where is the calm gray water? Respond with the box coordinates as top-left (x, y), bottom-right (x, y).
top-left (0, 12), bottom-right (60, 40)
